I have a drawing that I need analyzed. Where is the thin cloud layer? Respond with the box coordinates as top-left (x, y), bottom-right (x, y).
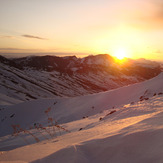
top-left (0, 48), bottom-right (44, 53)
top-left (126, 0), bottom-right (163, 30)
top-left (0, 48), bottom-right (30, 51)
top-left (0, 35), bottom-right (15, 39)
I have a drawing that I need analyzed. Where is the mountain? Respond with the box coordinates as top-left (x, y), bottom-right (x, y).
top-left (0, 54), bottom-right (162, 105)
top-left (0, 72), bottom-right (163, 162)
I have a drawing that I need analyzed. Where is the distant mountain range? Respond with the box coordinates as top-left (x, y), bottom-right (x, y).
top-left (0, 54), bottom-right (162, 104)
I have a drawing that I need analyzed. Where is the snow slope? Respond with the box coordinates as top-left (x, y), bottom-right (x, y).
top-left (0, 73), bottom-right (163, 163)
top-left (0, 54), bottom-right (161, 104)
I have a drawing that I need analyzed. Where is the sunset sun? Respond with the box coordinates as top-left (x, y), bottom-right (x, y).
top-left (113, 48), bottom-right (128, 60)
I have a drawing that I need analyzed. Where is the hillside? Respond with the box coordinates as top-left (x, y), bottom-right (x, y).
top-left (0, 72), bottom-right (163, 163)
top-left (0, 54), bottom-right (161, 104)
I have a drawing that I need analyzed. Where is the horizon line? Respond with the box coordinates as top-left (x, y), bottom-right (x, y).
top-left (0, 52), bottom-right (163, 62)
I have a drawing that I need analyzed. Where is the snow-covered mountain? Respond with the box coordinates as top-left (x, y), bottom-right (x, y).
top-left (0, 72), bottom-right (163, 163)
top-left (0, 54), bottom-right (161, 105)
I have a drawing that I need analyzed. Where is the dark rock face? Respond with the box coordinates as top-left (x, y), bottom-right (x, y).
top-left (0, 54), bottom-right (162, 102)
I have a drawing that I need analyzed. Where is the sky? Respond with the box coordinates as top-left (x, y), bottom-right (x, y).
top-left (0, 0), bottom-right (163, 61)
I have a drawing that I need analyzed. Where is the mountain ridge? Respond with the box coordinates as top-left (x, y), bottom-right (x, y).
top-left (0, 54), bottom-right (162, 104)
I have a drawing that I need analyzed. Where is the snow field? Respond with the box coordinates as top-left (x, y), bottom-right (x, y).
top-left (0, 73), bottom-right (163, 162)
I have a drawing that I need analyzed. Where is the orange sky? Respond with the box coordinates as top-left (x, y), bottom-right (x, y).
top-left (0, 0), bottom-right (163, 61)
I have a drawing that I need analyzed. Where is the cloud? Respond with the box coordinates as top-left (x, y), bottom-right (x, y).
top-left (127, 0), bottom-right (163, 30)
top-left (0, 35), bottom-right (15, 39)
top-left (153, 1), bottom-right (163, 20)
top-left (0, 48), bottom-right (35, 52)
top-left (0, 48), bottom-right (45, 53)
top-left (0, 48), bottom-right (37, 51)
top-left (22, 34), bottom-right (47, 40)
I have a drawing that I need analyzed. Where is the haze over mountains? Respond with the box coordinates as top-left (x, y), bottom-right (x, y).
top-left (0, 54), bottom-right (161, 105)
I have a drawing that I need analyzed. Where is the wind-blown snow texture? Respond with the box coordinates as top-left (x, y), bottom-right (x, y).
top-left (0, 72), bottom-right (163, 163)
top-left (0, 54), bottom-right (161, 104)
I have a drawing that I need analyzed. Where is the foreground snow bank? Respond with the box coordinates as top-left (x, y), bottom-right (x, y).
top-left (0, 95), bottom-right (162, 163)
top-left (32, 96), bottom-right (163, 163)
top-left (34, 129), bottom-right (163, 163)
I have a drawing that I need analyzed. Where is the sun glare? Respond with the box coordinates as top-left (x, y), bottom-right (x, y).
top-left (113, 48), bottom-right (127, 60)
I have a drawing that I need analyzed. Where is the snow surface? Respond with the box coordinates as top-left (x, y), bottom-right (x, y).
top-left (0, 93), bottom-right (23, 106)
top-left (0, 73), bottom-right (163, 163)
